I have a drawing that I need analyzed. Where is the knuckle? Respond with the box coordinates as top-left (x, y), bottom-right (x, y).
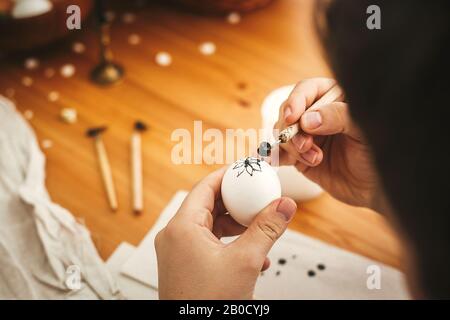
top-left (286, 93), bottom-right (301, 107)
top-left (293, 80), bottom-right (304, 91)
top-left (256, 219), bottom-right (283, 242)
top-left (199, 207), bottom-right (213, 224)
top-left (334, 104), bottom-right (346, 121)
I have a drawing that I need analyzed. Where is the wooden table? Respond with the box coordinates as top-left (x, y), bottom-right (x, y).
top-left (0, 0), bottom-right (402, 269)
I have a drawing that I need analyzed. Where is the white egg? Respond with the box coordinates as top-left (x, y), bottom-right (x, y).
top-left (221, 157), bottom-right (281, 226)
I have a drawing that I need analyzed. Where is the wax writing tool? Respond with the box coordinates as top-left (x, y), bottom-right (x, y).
top-left (258, 85), bottom-right (344, 157)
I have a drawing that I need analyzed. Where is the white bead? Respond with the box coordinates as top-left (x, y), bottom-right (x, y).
top-left (72, 42), bottom-right (86, 54)
top-left (227, 12), bottom-right (241, 25)
top-left (128, 34), bottom-right (141, 45)
top-left (23, 110), bottom-right (34, 120)
top-left (44, 68), bottom-right (55, 78)
top-left (60, 108), bottom-right (77, 124)
top-left (48, 91), bottom-right (60, 102)
top-left (60, 64), bottom-right (76, 78)
top-left (24, 57), bottom-right (39, 70)
top-left (21, 76), bottom-right (33, 87)
top-left (155, 52), bottom-right (172, 67)
top-left (122, 12), bottom-right (136, 24)
top-left (41, 139), bottom-right (53, 149)
top-left (199, 42), bottom-right (216, 56)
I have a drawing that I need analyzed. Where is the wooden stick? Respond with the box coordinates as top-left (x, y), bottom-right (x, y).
top-left (95, 137), bottom-right (118, 211)
top-left (311, 84), bottom-right (344, 109)
top-left (131, 132), bottom-right (143, 214)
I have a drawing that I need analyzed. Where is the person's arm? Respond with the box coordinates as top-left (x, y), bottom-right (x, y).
top-left (155, 167), bottom-right (297, 299)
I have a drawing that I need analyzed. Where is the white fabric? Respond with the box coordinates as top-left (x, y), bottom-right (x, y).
top-left (0, 96), bottom-right (122, 299)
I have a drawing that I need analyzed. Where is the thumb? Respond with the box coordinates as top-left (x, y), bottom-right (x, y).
top-left (231, 197), bottom-right (297, 258)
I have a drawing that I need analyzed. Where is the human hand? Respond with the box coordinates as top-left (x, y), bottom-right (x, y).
top-left (155, 167), bottom-right (297, 299)
top-left (274, 78), bottom-right (377, 208)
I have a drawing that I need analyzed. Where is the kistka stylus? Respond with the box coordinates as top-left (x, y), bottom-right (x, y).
top-left (258, 84), bottom-right (345, 157)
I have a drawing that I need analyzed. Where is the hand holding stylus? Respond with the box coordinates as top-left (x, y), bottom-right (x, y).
top-left (258, 82), bottom-right (344, 158)
top-left (273, 78), bottom-right (377, 208)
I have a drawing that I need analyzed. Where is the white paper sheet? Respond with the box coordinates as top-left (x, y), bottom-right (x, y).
top-left (106, 242), bottom-right (158, 300)
top-left (254, 229), bottom-right (410, 299)
top-left (121, 191), bottom-right (188, 289)
top-left (120, 190), bottom-right (410, 299)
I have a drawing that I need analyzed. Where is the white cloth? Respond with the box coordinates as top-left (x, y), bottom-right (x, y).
top-left (0, 96), bottom-right (122, 299)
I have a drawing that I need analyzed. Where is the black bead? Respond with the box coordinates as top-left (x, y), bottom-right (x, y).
top-left (257, 141), bottom-right (272, 157)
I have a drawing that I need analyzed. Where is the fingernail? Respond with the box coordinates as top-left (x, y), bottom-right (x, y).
top-left (303, 112), bottom-right (322, 129)
top-left (301, 149), bottom-right (318, 164)
top-left (277, 198), bottom-right (297, 221)
top-left (292, 134), bottom-right (306, 151)
top-left (284, 107), bottom-right (292, 120)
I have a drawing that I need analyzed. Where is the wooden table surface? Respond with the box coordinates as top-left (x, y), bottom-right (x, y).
top-left (0, 0), bottom-right (403, 270)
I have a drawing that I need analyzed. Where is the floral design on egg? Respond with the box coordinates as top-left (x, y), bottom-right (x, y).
top-left (233, 157), bottom-right (263, 177)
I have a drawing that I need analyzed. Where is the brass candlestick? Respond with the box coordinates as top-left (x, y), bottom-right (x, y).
top-left (90, 0), bottom-right (124, 85)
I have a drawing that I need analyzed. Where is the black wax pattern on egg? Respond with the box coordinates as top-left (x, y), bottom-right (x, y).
top-left (307, 270), bottom-right (316, 277)
top-left (278, 258), bottom-right (287, 265)
top-left (232, 157), bottom-right (263, 177)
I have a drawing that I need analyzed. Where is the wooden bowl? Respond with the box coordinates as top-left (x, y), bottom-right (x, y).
top-left (0, 0), bottom-right (93, 53)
